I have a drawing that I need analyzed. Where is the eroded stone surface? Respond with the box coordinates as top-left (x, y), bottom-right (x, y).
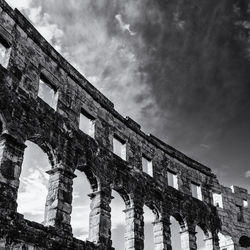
top-left (0, 0), bottom-right (249, 249)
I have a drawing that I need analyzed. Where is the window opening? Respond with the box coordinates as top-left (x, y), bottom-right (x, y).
top-left (113, 136), bottom-right (126, 160)
top-left (0, 36), bottom-right (10, 68)
top-left (191, 182), bottom-right (202, 201)
top-left (142, 156), bottom-right (153, 177)
top-left (243, 199), bottom-right (248, 208)
top-left (79, 110), bottom-right (95, 138)
top-left (213, 193), bottom-right (223, 208)
top-left (38, 75), bottom-right (58, 110)
top-left (236, 205), bottom-right (244, 222)
top-left (167, 171), bottom-right (178, 189)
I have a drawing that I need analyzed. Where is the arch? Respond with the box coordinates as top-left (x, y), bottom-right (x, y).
top-left (239, 236), bottom-right (250, 248)
top-left (113, 187), bottom-right (131, 207)
top-left (172, 212), bottom-right (187, 230)
top-left (144, 200), bottom-right (161, 221)
top-left (110, 190), bottom-right (126, 249)
top-left (27, 135), bottom-right (56, 168)
top-left (195, 225), bottom-right (207, 249)
top-left (71, 167), bottom-right (102, 241)
top-left (76, 166), bottom-right (99, 192)
top-left (170, 216), bottom-right (182, 250)
top-left (71, 169), bottom-right (92, 240)
top-left (197, 222), bottom-right (212, 238)
top-left (17, 140), bottom-right (51, 223)
top-left (143, 205), bottom-right (155, 250)
top-left (111, 177), bottom-right (132, 208)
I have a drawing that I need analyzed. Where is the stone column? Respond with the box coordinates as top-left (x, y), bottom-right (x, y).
top-left (123, 200), bottom-right (144, 250)
top-left (180, 224), bottom-right (197, 250)
top-left (44, 166), bottom-right (75, 232)
top-left (153, 217), bottom-right (172, 250)
top-left (88, 186), bottom-right (112, 247)
top-left (0, 134), bottom-right (26, 211)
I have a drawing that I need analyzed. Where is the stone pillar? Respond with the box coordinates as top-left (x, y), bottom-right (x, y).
top-left (180, 224), bottom-right (197, 250)
top-left (123, 200), bottom-right (144, 250)
top-left (44, 166), bottom-right (75, 232)
top-left (204, 233), bottom-right (220, 250)
top-left (153, 217), bottom-right (172, 250)
top-left (88, 187), bottom-right (112, 247)
top-left (0, 134), bottom-right (26, 211)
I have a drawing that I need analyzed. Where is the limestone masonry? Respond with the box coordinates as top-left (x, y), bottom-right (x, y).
top-left (0, 1), bottom-right (249, 249)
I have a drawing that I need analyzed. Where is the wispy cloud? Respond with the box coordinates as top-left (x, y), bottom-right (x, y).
top-left (200, 144), bottom-right (210, 149)
top-left (115, 14), bottom-right (136, 36)
top-left (245, 171), bottom-right (250, 178)
top-left (6, 0), bottom-right (64, 52)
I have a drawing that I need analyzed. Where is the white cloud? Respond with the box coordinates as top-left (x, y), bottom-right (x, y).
top-left (6, 0), bottom-right (64, 52)
top-left (70, 204), bottom-right (90, 240)
top-left (17, 168), bottom-right (48, 218)
top-left (245, 170), bottom-right (250, 178)
top-left (28, 8), bottom-right (64, 52)
top-left (115, 14), bottom-right (136, 36)
top-left (5, 0), bottom-right (32, 9)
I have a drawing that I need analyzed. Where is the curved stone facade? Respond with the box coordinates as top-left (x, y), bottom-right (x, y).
top-left (0, 1), bottom-right (249, 249)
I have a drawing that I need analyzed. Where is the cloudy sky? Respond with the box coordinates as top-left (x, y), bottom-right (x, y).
top-left (5, 0), bottom-right (250, 248)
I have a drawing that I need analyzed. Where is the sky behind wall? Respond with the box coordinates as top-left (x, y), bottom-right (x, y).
top-left (5, 0), bottom-right (250, 248)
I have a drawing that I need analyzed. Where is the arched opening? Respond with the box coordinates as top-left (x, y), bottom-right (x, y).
top-left (110, 190), bottom-right (126, 249)
top-left (219, 232), bottom-right (235, 250)
top-left (196, 226), bottom-right (206, 250)
top-left (143, 205), bottom-right (155, 250)
top-left (17, 141), bottom-right (50, 223)
top-left (71, 169), bottom-right (92, 240)
top-left (170, 216), bottom-right (182, 250)
top-left (239, 236), bottom-right (250, 248)
top-left (0, 120), bottom-right (2, 134)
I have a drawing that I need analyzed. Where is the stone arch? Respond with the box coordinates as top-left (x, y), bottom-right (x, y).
top-left (197, 222), bottom-right (212, 238)
top-left (75, 147), bottom-right (100, 192)
top-left (113, 186), bottom-right (131, 207)
top-left (239, 236), bottom-right (250, 248)
top-left (143, 193), bottom-right (163, 249)
top-left (110, 189), bottom-right (128, 249)
top-left (144, 200), bottom-right (161, 221)
top-left (76, 165), bottom-right (99, 192)
top-left (71, 163), bottom-right (102, 241)
top-left (195, 224), bottom-right (208, 249)
top-left (172, 212), bottom-right (187, 230)
top-left (17, 140), bottom-right (51, 223)
top-left (170, 215), bottom-right (183, 250)
top-left (71, 169), bottom-right (93, 240)
top-left (27, 135), bottom-right (57, 169)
